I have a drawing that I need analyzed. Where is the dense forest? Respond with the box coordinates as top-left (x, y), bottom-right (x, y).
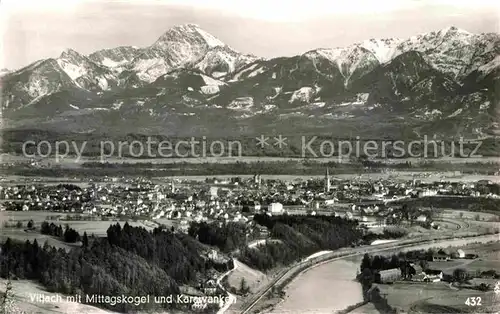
top-left (0, 223), bottom-right (231, 313)
top-left (188, 221), bottom-right (248, 253)
top-left (396, 195), bottom-right (500, 213)
top-left (188, 214), bottom-right (408, 272)
top-left (361, 228), bottom-right (408, 243)
top-left (237, 214), bottom-right (364, 271)
top-left (40, 221), bottom-right (81, 243)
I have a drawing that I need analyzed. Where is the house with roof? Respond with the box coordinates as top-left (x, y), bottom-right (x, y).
top-left (202, 279), bottom-right (217, 295)
top-left (432, 252), bottom-right (450, 262)
top-left (377, 268), bottom-right (401, 283)
top-left (241, 200), bottom-right (261, 213)
top-left (423, 269), bottom-right (443, 282)
top-left (267, 202), bottom-right (284, 214)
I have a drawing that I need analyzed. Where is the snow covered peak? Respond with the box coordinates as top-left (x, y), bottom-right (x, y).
top-left (359, 38), bottom-right (402, 64)
top-left (154, 24), bottom-right (225, 49)
top-left (59, 48), bottom-right (84, 60)
top-left (194, 45), bottom-right (259, 78)
top-left (393, 26), bottom-right (490, 78)
top-left (130, 24), bottom-right (230, 83)
top-left (303, 26), bottom-right (491, 80)
top-left (304, 45), bottom-right (380, 84)
top-left (88, 46), bottom-right (140, 68)
top-left (54, 47), bottom-right (117, 91)
top-left (172, 23), bottom-right (203, 31)
top-left (438, 26), bottom-right (472, 37)
top-left (0, 68), bottom-right (10, 77)
top-left (306, 37), bottom-right (402, 66)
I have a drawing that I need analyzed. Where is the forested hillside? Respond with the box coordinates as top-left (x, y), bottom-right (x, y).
top-left (0, 223), bottom-right (231, 313)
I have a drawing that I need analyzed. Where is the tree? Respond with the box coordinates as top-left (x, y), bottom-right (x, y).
top-left (360, 254), bottom-right (372, 271)
top-left (408, 265), bottom-right (416, 279)
top-left (27, 220), bottom-right (34, 229)
top-left (359, 268), bottom-right (374, 299)
top-left (0, 277), bottom-right (24, 314)
top-left (15, 221), bottom-right (22, 229)
top-left (453, 268), bottom-right (469, 284)
top-left (389, 255), bottom-right (400, 269)
top-left (0, 278), bottom-right (14, 314)
top-left (477, 283), bottom-right (490, 291)
top-left (419, 260), bottom-right (429, 271)
top-left (82, 232), bottom-right (89, 248)
top-left (40, 222), bottom-right (50, 234)
top-left (63, 227), bottom-right (80, 243)
top-left (239, 278), bottom-right (249, 294)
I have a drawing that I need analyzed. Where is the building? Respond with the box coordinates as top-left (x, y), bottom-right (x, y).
top-left (209, 186), bottom-right (218, 198)
top-left (325, 168), bottom-right (331, 193)
top-left (268, 202), bottom-right (284, 214)
top-left (324, 198), bottom-right (336, 206)
top-left (313, 201), bottom-right (320, 210)
top-left (208, 250), bottom-right (218, 261)
top-left (457, 249), bottom-right (465, 259)
top-left (423, 269), bottom-right (443, 282)
top-left (432, 252), bottom-right (450, 262)
top-left (418, 189), bottom-right (438, 197)
top-left (416, 215), bottom-right (427, 222)
top-left (202, 279), bottom-right (217, 295)
top-left (377, 268), bottom-right (401, 283)
top-left (253, 174), bottom-right (262, 187)
top-left (254, 224), bottom-right (269, 237)
top-left (252, 201), bottom-right (261, 212)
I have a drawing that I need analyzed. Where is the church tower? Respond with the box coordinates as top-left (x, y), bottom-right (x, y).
top-left (325, 168), bottom-right (331, 193)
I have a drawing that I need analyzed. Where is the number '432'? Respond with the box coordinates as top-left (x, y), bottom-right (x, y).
top-left (465, 297), bottom-right (481, 306)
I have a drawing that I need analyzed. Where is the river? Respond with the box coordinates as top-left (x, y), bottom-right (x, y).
top-left (272, 259), bottom-right (364, 313)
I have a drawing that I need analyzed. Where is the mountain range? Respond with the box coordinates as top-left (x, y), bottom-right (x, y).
top-left (1, 23), bottom-right (499, 139)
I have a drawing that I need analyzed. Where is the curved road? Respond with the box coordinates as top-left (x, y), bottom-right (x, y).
top-left (216, 259), bottom-right (237, 314)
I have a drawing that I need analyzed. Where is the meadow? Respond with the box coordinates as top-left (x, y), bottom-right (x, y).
top-left (0, 210), bottom-right (156, 251)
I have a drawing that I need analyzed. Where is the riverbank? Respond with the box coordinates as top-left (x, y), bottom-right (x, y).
top-left (239, 232), bottom-right (499, 314)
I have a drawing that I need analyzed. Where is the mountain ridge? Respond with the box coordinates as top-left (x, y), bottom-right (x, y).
top-left (1, 24), bottom-right (499, 139)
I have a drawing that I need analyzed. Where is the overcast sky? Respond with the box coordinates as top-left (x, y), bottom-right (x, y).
top-left (1, 0), bottom-right (499, 69)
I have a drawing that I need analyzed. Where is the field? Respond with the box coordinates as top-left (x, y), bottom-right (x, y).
top-left (442, 210), bottom-right (500, 221)
top-left (354, 241), bottom-right (500, 313)
top-left (370, 218), bottom-right (469, 238)
top-left (0, 211), bottom-right (156, 249)
top-left (0, 210), bottom-right (63, 224)
top-left (3, 153), bottom-right (500, 165)
top-left (379, 282), bottom-right (498, 313)
top-left (226, 259), bottom-right (270, 293)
